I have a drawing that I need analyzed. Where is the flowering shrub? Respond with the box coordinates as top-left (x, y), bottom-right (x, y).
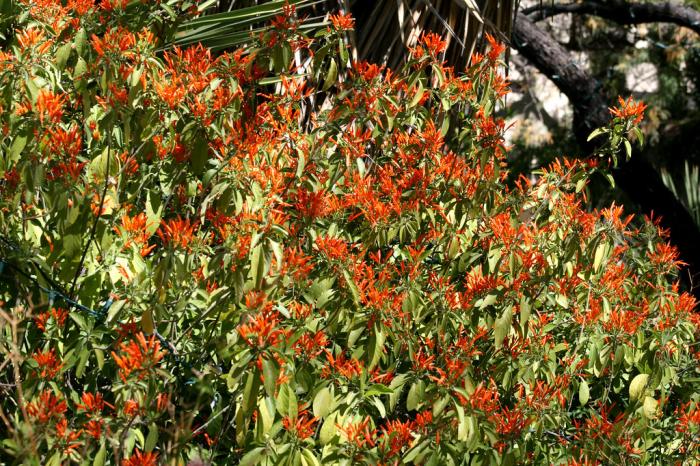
top-left (1, 1), bottom-right (700, 465)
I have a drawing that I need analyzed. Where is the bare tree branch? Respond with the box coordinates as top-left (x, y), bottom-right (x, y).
top-left (512, 12), bottom-right (700, 294)
top-left (523, 0), bottom-right (700, 35)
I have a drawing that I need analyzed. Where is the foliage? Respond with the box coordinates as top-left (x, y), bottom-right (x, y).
top-left (1, 1), bottom-right (700, 465)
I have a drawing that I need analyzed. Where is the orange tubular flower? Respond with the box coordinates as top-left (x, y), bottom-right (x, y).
top-left (609, 96), bottom-right (647, 125)
top-left (84, 419), bottom-right (103, 439)
top-left (157, 217), bottom-right (198, 250)
top-left (35, 89), bottom-right (67, 124)
top-left (116, 212), bottom-right (156, 256)
top-left (315, 235), bottom-right (348, 260)
top-left (329, 12), bottom-right (355, 31)
top-left (26, 389), bottom-right (67, 423)
top-left (237, 310), bottom-right (289, 349)
top-left (338, 417), bottom-right (376, 448)
top-left (77, 392), bottom-right (109, 415)
top-left (123, 399), bottom-right (140, 417)
top-left (282, 409), bottom-right (318, 439)
top-left (32, 348), bottom-right (64, 379)
top-left (122, 449), bottom-right (158, 466)
top-left (485, 33), bottom-right (506, 62)
top-left (322, 351), bottom-right (364, 379)
top-left (111, 332), bottom-right (165, 382)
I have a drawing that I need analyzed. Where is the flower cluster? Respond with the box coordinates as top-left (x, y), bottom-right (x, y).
top-left (0, 2), bottom-right (698, 465)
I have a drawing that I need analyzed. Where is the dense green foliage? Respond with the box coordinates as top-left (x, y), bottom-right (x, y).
top-left (1, 1), bottom-right (700, 465)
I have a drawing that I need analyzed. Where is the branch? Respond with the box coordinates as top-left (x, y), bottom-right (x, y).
top-left (512, 13), bottom-right (700, 294)
top-left (523, 0), bottom-right (700, 35)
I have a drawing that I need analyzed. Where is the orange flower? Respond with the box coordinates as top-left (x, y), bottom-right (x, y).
top-left (34, 307), bottom-right (68, 331)
top-left (315, 235), bottom-right (348, 260)
top-left (156, 393), bottom-right (169, 412)
top-left (77, 392), bottom-right (108, 415)
top-left (237, 310), bottom-right (289, 349)
top-left (676, 402), bottom-right (700, 433)
top-left (329, 12), bottom-right (355, 31)
top-left (409, 32), bottom-right (447, 59)
top-left (17, 27), bottom-right (45, 50)
top-left (26, 389), bottom-right (67, 423)
top-left (35, 89), bottom-right (67, 124)
top-left (111, 332), bottom-right (164, 382)
top-left (491, 406), bottom-right (530, 437)
top-left (116, 212), bottom-right (156, 256)
top-left (84, 419), bottom-right (103, 439)
top-left (322, 351), bottom-right (364, 379)
top-left (282, 409), bottom-right (318, 439)
top-left (485, 33), bottom-right (506, 62)
top-left (293, 330), bottom-right (328, 359)
top-left (609, 96), bottom-right (647, 125)
top-left (32, 348), bottom-right (64, 379)
top-left (122, 449), bottom-right (158, 466)
top-left (338, 417), bottom-right (376, 448)
top-left (99, 0), bottom-right (128, 11)
top-left (123, 399), bottom-right (140, 417)
top-left (157, 217), bottom-right (198, 249)
top-left (380, 419), bottom-right (414, 457)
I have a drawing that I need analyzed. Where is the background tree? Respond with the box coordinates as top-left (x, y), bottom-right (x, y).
top-left (509, 1), bottom-right (700, 296)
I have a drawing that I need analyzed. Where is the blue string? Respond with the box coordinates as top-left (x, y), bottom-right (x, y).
top-left (0, 257), bottom-right (193, 382)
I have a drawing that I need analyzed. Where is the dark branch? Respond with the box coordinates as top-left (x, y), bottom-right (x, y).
top-left (523, 0), bottom-right (700, 35)
top-left (512, 13), bottom-right (700, 294)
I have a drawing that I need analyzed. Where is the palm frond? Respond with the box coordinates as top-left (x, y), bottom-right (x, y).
top-left (176, 0), bottom-right (516, 68)
top-left (174, 0), bottom-right (326, 51)
top-left (350, 0), bottom-right (516, 69)
top-left (661, 161), bottom-right (700, 227)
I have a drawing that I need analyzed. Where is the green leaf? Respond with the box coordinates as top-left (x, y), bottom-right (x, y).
top-left (301, 448), bottom-right (321, 466)
top-left (190, 134), bottom-right (209, 175)
top-left (46, 451), bottom-right (62, 466)
top-left (494, 306), bottom-right (512, 348)
top-left (519, 298), bottom-right (531, 334)
top-left (94, 348), bottom-right (104, 370)
top-left (624, 139), bottom-right (633, 160)
top-left (8, 133), bottom-right (27, 164)
top-left (322, 58), bottom-right (337, 91)
top-left (642, 396), bottom-right (658, 419)
top-left (476, 293), bottom-right (497, 309)
top-left (249, 242), bottom-right (267, 289)
top-left (55, 42), bottom-right (72, 70)
top-left (342, 270), bottom-right (361, 305)
top-left (313, 386), bottom-right (332, 418)
top-left (75, 347), bottom-right (89, 378)
top-left (276, 384), bottom-right (297, 419)
top-left (629, 374), bottom-right (650, 402)
top-left (258, 397), bottom-right (274, 436)
top-left (239, 447), bottom-right (266, 466)
top-left (319, 412), bottom-right (338, 444)
top-left (407, 381), bottom-right (422, 411)
top-left (367, 325), bottom-right (385, 370)
top-left (73, 57), bottom-right (88, 81)
top-left (587, 127), bottom-right (606, 142)
top-left (74, 28), bottom-right (87, 56)
top-left (555, 294), bottom-right (569, 309)
top-left (88, 147), bottom-right (119, 182)
top-left (92, 442), bottom-right (107, 466)
top-left (593, 243), bottom-right (606, 273)
top-left (144, 423), bottom-right (158, 452)
top-left (295, 149), bottom-right (306, 178)
top-left (242, 369), bottom-right (261, 418)
top-left (410, 81), bottom-right (425, 108)
top-left (579, 380), bottom-right (590, 405)
top-left (262, 357), bottom-right (279, 397)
